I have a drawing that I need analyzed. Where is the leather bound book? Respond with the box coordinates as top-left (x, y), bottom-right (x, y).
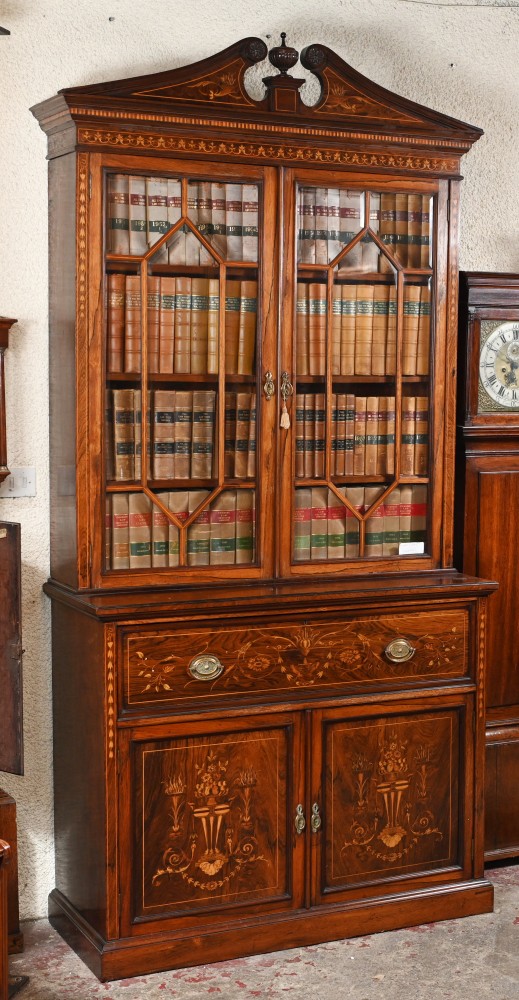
top-left (129, 492), bottom-right (152, 568)
top-left (236, 489), bottom-right (255, 564)
top-left (174, 276), bottom-right (192, 374)
top-left (129, 175), bottom-right (147, 256)
top-left (111, 492), bottom-right (130, 569)
top-left (354, 284), bottom-right (374, 375)
top-left (152, 390), bottom-right (176, 480)
top-left (147, 276), bottom-right (161, 374)
top-left (190, 277), bottom-right (210, 375)
top-left (124, 275), bottom-right (142, 372)
top-left (158, 276), bottom-right (175, 374)
top-left (237, 279), bottom-right (257, 375)
top-left (225, 279), bottom-right (241, 374)
top-left (209, 490), bottom-right (237, 565)
top-left (191, 390), bottom-right (215, 478)
top-left (107, 173), bottom-right (130, 254)
top-left (107, 273), bottom-right (125, 373)
top-left (173, 390), bottom-right (193, 479)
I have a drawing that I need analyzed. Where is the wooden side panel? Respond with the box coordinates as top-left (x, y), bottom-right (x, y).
top-left (0, 522), bottom-right (23, 774)
top-left (0, 791), bottom-right (22, 952)
top-left (317, 704), bottom-right (465, 901)
top-left (51, 602), bottom-right (108, 935)
top-left (48, 153), bottom-right (78, 586)
top-left (485, 730), bottom-right (519, 858)
top-left (466, 464), bottom-right (519, 709)
top-left (122, 715), bottom-right (303, 931)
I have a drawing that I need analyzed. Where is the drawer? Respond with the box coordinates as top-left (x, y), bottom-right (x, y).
top-left (121, 608), bottom-right (469, 710)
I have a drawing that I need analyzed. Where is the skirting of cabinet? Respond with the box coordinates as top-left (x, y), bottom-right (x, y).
top-left (48, 879), bottom-right (494, 983)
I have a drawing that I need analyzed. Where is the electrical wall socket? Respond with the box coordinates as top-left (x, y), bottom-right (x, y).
top-left (0, 467), bottom-right (37, 498)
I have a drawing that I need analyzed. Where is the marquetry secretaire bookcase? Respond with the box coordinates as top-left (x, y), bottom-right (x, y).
top-left (33, 36), bottom-right (496, 981)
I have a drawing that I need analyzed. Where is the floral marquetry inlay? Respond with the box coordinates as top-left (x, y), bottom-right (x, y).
top-left (325, 711), bottom-right (460, 889)
top-left (78, 128), bottom-right (459, 175)
top-left (125, 610), bottom-right (468, 706)
top-left (136, 728), bottom-right (289, 915)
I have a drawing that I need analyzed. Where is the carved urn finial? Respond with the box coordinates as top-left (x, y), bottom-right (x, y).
top-left (268, 33), bottom-right (299, 76)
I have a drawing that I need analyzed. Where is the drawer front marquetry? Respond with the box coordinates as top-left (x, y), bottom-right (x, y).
top-left (123, 609), bottom-right (469, 708)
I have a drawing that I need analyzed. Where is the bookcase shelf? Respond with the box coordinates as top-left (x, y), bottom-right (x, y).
top-left (34, 33), bottom-right (494, 984)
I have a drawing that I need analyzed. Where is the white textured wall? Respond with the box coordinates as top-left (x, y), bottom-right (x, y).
top-left (0, 0), bottom-right (518, 920)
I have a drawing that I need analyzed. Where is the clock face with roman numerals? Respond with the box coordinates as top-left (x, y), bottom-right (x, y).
top-left (479, 321), bottom-right (519, 409)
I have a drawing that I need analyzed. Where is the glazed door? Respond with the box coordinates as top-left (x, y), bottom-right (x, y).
top-left (88, 154), bottom-right (278, 588)
top-left (309, 697), bottom-right (474, 906)
top-left (120, 712), bottom-right (305, 934)
top-left (280, 171), bottom-right (449, 578)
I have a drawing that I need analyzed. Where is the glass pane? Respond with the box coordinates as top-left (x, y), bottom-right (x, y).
top-left (106, 273), bottom-right (142, 373)
top-left (293, 392), bottom-right (325, 478)
top-left (330, 394), bottom-right (395, 478)
top-left (293, 487), bottom-right (360, 561)
top-left (145, 270), bottom-right (220, 376)
top-left (150, 389), bottom-right (216, 482)
top-left (106, 174), bottom-right (181, 256)
top-left (187, 489), bottom-right (256, 566)
top-left (297, 187), bottom-right (363, 264)
top-left (370, 192), bottom-right (432, 269)
top-left (224, 391), bottom-right (256, 479)
top-left (337, 232), bottom-right (389, 275)
top-left (401, 394), bottom-right (429, 477)
top-left (188, 181), bottom-right (259, 262)
top-left (225, 277), bottom-right (258, 375)
top-left (109, 388), bottom-right (142, 483)
top-left (330, 273), bottom-right (397, 376)
top-left (403, 279), bottom-right (432, 376)
top-left (295, 280), bottom-right (327, 377)
top-left (376, 485), bottom-right (428, 556)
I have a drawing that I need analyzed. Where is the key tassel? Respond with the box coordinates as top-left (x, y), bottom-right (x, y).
top-left (280, 402), bottom-right (290, 429)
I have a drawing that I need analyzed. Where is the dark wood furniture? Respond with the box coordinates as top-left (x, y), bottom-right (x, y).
top-left (0, 840), bottom-right (10, 1000)
top-left (457, 272), bottom-right (519, 860)
top-left (0, 319), bottom-right (16, 485)
top-left (0, 520), bottom-right (23, 955)
top-left (33, 36), bottom-right (495, 982)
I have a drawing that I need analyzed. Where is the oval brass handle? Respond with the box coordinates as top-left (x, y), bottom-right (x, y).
top-left (384, 638), bottom-right (416, 663)
top-left (263, 370), bottom-right (275, 400)
top-left (295, 804), bottom-right (306, 835)
top-left (311, 803), bottom-right (322, 833)
top-left (188, 653), bottom-right (224, 681)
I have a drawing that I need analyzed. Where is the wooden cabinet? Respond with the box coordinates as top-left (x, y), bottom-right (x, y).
top-left (456, 271), bottom-right (519, 860)
top-left (34, 36), bottom-right (495, 981)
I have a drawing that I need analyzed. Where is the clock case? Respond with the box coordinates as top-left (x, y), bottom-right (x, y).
top-left (456, 271), bottom-right (519, 860)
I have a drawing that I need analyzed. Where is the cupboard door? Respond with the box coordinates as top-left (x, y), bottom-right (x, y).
top-left (121, 713), bottom-right (304, 932)
top-left (97, 157), bottom-right (277, 585)
top-left (311, 699), bottom-right (472, 905)
top-left (281, 173), bottom-right (444, 577)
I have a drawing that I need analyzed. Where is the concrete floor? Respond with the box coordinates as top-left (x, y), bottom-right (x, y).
top-left (9, 866), bottom-right (519, 1000)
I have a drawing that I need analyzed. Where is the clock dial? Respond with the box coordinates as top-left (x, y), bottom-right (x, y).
top-left (479, 320), bottom-right (519, 409)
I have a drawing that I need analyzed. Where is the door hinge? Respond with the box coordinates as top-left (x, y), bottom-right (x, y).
top-left (447, 198), bottom-right (450, 223)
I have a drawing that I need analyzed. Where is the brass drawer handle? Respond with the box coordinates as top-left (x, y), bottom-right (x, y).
top-left (294, 804), bottom-right (306, 835)
top-left (311, 803), bottom-right (322, 833)
top-left (384, 638), bottom-right (416, 663)
top-left (188, 653), bottom-right (224, 681)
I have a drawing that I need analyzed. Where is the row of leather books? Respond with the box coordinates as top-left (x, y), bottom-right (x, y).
top-left (107, 274), bottom-right (257, 375)
top-left (293, 485), bottom-right (427, 560)
top-left (296, 282), bottom-right (430, 376)
top-left (295, 394), bottom-right (428, 478)
top-left (107, 174), bottom-right (259, 262)
top-left (297, 187), bottom-right (430, 269)
top-left (107, 489), bottom-right (255, 569)
top-left (111, 389), bottom-right (257, 482)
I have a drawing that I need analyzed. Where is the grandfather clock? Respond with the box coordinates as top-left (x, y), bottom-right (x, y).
top-left (457, 272), bottom-right (519, 860)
